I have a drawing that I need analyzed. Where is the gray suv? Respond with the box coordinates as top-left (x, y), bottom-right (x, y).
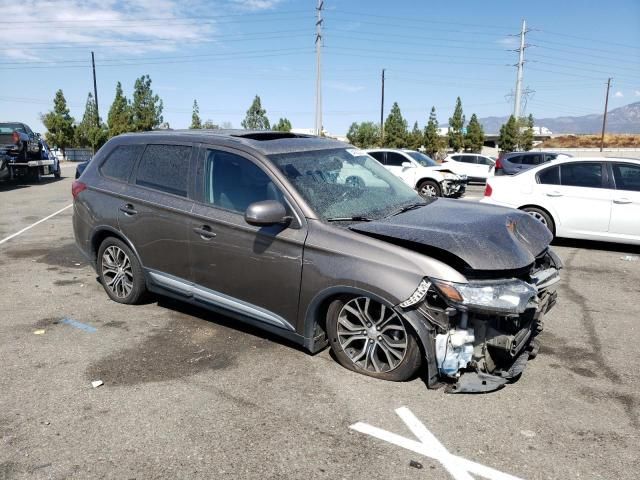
top-left (496, 151), bottom-right (571, 176)
top-left (72, 131), bottom-right (561, 393)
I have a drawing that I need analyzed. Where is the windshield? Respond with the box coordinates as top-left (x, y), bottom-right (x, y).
top-left (269, 148), bottom-right (424, 221)
top-left (405, 151), bottom-right (437, 167)
top-left (0, 123), bottom-right (25, 134)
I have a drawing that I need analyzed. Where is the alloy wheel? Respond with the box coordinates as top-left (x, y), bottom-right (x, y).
top-left (526, 210), bottom-right (547, 226)
top-left (336, 297), bottom-right (408, 373)
top-left (101, 246), bottom-right (134, 298)
top-left (419, 184), bottom-right (437, 197)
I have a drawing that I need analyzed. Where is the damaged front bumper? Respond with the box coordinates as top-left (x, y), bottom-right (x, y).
top-left (441, 175), bottom-right (468, 198)
top-left (403, 249), bottom-right (562, 393)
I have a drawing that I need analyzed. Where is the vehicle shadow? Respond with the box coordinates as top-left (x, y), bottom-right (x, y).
top-left (552, 237), bottom-right (640, 254)
top-left (0, 176), bottom-right (63, 192)
top-left (155, 296), bottom-right (309, 354)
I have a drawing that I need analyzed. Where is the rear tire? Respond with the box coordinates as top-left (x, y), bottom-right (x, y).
top-left (522, 207), bottom-right (555, 236)
top-left (326, 296), bottom-right (422, 382)
top-left (417, 180), bottom-right (441, 198)
top-left (97, 237), bottom-right (146, 304)
top-left (54, 161), bottom-right (61, 179)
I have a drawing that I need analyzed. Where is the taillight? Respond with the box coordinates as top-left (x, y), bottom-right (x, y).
top-left (72, 180), bottom-right (87, 199)
top-left (484, 183), bottom-right (493, 197)
top-left (12, 131), bottom-right (19, 144)
top-left (495, 158), bottom-right (503, 170)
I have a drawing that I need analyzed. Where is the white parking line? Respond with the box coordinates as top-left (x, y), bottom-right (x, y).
top-left (350, 407), bottom-right (524, 480)
top-left (0, 204), bottom-right (73, 246)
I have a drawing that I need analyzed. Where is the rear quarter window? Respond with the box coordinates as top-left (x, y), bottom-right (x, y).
top-left (135, 144), bottom-right (192, 197)
top-left (99, 144), bottom-right (144, 182)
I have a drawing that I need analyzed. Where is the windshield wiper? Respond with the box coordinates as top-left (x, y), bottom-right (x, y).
top-left (389, 202), bottom-right (428, 217)
top-left (326, 216), bottom-right (372, 222)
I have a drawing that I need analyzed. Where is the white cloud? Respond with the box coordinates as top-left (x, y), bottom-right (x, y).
top-left (231, 0), bottom-right (283, 11)
top-left (327, 81), bottom-right (365, 93)
top-left (614, 91), bottom-right (624, 98)
top-left (497, 37), bottom-right (518, 48)
top-left (0, 0), bottom-right (216, 61)
top-left (635, 90), bottom-right (640, 97)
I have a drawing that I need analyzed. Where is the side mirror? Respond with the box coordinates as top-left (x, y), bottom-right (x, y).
top-left (401, 161), bottom-right (414, 169)
top-left (244, 200), bottom-right (290, 227)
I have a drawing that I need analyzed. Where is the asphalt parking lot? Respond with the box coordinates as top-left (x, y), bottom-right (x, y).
top-left (1, 168), bottom-right (639, 480)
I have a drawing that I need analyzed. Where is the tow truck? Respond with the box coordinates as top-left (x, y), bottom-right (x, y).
top-left (0, 122), bottom-right (61, 182)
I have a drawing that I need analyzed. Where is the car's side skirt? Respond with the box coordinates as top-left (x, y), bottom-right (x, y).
top-left (145, 269), bottom-right (305, 344)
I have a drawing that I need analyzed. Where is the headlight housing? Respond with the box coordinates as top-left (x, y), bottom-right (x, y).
top-left (431, 278), bottom-right (538, 314)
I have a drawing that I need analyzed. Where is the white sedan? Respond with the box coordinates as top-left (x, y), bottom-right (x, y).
top-left (481, 157), bottom-right (640, 245)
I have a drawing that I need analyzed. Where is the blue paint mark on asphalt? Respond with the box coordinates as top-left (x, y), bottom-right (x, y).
top-left (61, 318), bottom-right (97, 333)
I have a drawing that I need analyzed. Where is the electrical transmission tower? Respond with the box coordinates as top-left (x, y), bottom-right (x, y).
top-left (505, 86), bottom-right (535, 116)
top-left (314, 0), bottom-right (324, 136)
top-left (512, 19), bottom-right (530, 119)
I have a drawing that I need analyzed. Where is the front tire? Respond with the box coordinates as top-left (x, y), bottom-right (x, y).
top-left (417, 180), bottom-right (441, 198)
top-left (97, 237), bottom-right (146, 304)
top-left (326, 296), bottom-right (422, 381)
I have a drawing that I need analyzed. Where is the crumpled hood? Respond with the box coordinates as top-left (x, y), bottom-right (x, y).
top-left (350, 199), bottom-right (552, 272)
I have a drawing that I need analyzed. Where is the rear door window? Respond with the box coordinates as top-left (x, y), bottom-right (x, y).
top-left (507, 155), bottom-right (522, 165)
top-left (560, 162), bottom-right (604, 188)
top-left (612, 163), bottom-right (640, 192)
top-left (459, 155), bottom-right (476, 164)
top-left (135, 144), bottom-right (192, 197)
top-left (385, 152), bottom-right (406, 166)
top-left (537, 166), bottom-right (560, 185)
top-left (99, 144), bottom-right (143, 182)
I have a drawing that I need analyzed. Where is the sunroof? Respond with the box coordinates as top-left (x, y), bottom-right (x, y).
top-left (231, 132), bottom-right (311, 141)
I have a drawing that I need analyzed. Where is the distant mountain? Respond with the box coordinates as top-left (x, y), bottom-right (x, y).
top-left (477, 102), bottom-right (640, 135)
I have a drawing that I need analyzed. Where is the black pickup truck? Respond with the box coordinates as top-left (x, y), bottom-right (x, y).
top-left (0, 122), bottom-right (61, 181)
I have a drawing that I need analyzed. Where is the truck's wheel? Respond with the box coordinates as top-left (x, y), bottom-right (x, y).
top-left (29, 167), bottom-right (42, 183)
top-left (54, 161), bottom-right (61, 179)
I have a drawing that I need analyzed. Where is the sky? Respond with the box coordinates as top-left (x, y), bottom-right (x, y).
top-left (0, 0), bottom-right (638, 136)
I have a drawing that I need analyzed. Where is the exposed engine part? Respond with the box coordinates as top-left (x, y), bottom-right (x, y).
top-left (435, 329), bottom-right (474, 377)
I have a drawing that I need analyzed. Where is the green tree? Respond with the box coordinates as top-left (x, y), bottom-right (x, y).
top-left (383, 102), bottom-right (408, 148)
top-left (41, 89), bottom-right (75, 156)
top-left (241, 95), bottom-right (270, 130)
top-left (203, 120), bottom-right (218, 129)
top-left (423, 106), bottom-right (443, 159)
top-left (464, 113), bottom-right (484, 153)
top-left (273, 117), bottom-right (292, 132)
top-left (498, 115), bottom-right (519, 152)
top-left (107, 82), bottom-right (133, 137)
top-left (448, 97), bottom-right (465, 152)
top-left (190, 100), bottom-right (202, 129)
top-left (75, 92), bottom-right (108, 151)
top-left (519, 114), bottom-right (535, 151)
top-left (346, 121), bottom-right (381, 148)
top-left (408, 121), bottom-right (423, 150)
top-left (131, 75), bottom-right (163, 131)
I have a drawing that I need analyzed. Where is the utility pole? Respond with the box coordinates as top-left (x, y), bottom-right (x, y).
top-left (513, 19), bottom-right (527, 119)
top-left (91, 51), bottom-right (100, 128)
top-left (380, 68), bottom-right (385, 143)
top-left (600, 77), bottom-right (612, 152)
top-left (314, 0), bottom-right (323, 136)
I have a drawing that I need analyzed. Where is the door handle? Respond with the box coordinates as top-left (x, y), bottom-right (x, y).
top-left (193, 225), bottom-right (216, 240)
top-left (546, 191), bottom-right (563, 197)
top-left (613, 198), bottom-right (632, 205)
top-left (119, 203), bottom-right (137, 215)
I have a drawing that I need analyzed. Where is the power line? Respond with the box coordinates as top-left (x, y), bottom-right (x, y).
top-left (315, 0), bottom-right (323, 136)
